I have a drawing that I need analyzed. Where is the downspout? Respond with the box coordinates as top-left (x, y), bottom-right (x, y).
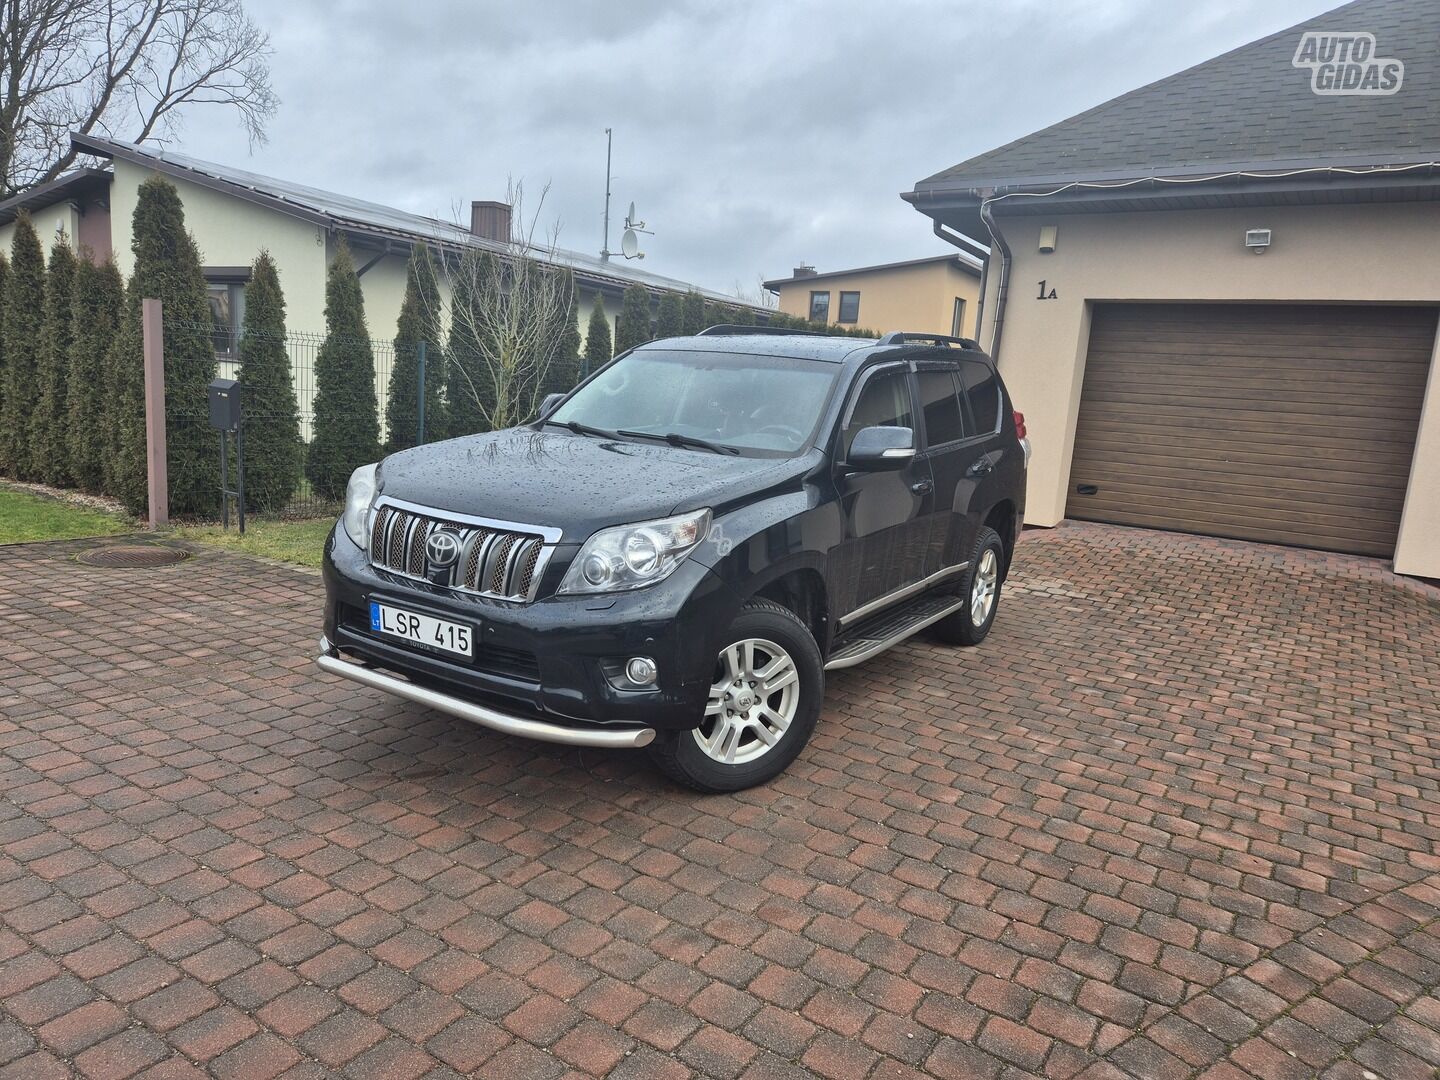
top-left (979, 197), bottom-right (1011, 363)
top-left (930, 219), bottom-right (990, 338)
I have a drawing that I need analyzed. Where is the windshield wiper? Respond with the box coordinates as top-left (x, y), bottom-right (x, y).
top-left (546, 419), bottom-right (621, 440)
top-left (618, 429), bottom-right (740, 456)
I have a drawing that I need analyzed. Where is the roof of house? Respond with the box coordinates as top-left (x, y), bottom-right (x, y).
top-left (0, 168), bottom-right (113, 227)
top-left (912, 0), bottom-right (1440, 194)
top-left (762, 253), bottom-right (982, 292)
top-left (67, 133), bottom-right (759, 307)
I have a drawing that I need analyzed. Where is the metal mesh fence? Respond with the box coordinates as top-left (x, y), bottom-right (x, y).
top-left (168, 319), bottom-right (406, 521)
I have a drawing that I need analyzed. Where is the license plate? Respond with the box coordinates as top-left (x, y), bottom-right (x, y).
top-left (369, 602), bottom-right (473, 657)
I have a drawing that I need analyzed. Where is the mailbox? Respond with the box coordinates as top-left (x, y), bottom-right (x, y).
top-left (208, 378), bottom-right (241, 431)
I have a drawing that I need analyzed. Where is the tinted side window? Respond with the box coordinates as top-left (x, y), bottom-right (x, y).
top-left (959, 359), bottom-right (1000, 433)
top-left (915, 369), bottom-right (966, 446)
top-left (843, 369), bottom-right (913, 456)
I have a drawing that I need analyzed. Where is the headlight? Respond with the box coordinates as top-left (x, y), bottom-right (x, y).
top-left (559, 509), bottom-right (711, 594)
top-left (341, 463), bottom-right (379, 548)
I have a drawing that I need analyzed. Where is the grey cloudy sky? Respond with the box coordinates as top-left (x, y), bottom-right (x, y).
top-left (175, 0), bottom-right (1340, 299)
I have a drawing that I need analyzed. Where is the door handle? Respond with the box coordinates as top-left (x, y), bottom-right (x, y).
top-left (967, 460), bottom-right (994, 477)
top-left (910, 479), bottom-right (932, 495)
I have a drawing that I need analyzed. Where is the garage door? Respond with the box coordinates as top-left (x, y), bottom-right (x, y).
top-left (1067, 303), bottom-right (1435, 557)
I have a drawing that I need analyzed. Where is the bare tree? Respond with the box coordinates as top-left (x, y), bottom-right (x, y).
top-left (0, 0), bottom-right (277, 195)
top-left (432, 182), bottom-right (579, 434)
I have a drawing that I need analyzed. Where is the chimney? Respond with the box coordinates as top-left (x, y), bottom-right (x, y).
top-left (470, 200), bottom-right (512, 243)
top-left (792, 264), bottom-right (817, 278)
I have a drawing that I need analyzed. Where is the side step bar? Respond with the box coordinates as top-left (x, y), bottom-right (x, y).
top-left (316, 647), bottom-right (656, 749)
top-left (825, 594), bottom-right (966, 671)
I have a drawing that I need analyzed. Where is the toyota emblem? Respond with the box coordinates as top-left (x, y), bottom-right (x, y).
top-left (425, 530), bottom-right (461, 568)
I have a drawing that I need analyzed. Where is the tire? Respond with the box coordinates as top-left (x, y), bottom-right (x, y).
top-left (931, 526), bottom-right (1005, 646)
top-left (649, 598), bottom-right (823, 793)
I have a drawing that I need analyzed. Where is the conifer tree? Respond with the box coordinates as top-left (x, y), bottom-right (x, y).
top-left (307, 238), bottom-right (380, 500)
top-left (107, 177), bottom-right (219, 516)
top-left (32, 237), bottom-right (77, 486)
top-left (66, 257), bottom-right (123, 492)
top-left (655, 291), bottom-right (684, 338)
top-left (237, 252), bottom-right (302, 511)
top-left (615, 284), bottom-right (651, 354)
top-left (542, 268), bottom-right (581, 396)
top-left (444, 249), bottom-right (489, 438)
top-left (0, 214), bottom-right (45, 477)
top-left (729, 305), bottom-right (756, 327)
top-left (386, 243), bottom-right (444, 450)
top-left (583, 293), bottom-right (612, 377)
top-left (106, 283), bottom-right (145, 507)
top-left (681, 289), bottom-right (706, 336)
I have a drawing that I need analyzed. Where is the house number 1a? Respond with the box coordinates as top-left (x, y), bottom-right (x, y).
top-left (1037, 280), bottom-right (1058, 300)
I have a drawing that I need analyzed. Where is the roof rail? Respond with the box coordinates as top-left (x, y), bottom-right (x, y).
top-left (876, 331), bottom-right (980, 350)
top-left (696, 324), bottom-right (826, 337)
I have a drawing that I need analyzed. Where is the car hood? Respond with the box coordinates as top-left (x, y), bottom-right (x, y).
top-left (376, 427), bottom-right (811, 542)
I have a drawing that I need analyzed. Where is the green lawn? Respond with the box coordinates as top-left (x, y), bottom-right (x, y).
top-left (166, 517), bottom-right (334, 569)
top-left (0, 481), bottom-right (333, 568)
top-left (0, 486), bottom-right (131, 543)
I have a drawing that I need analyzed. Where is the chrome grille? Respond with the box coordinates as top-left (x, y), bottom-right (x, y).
top-left (515, 540), bottom-right (543, 598)
top-left (368, 502), bottom-right (554, 603)
top-left (489, 534), bottom-right (519, 594)
top-left (407, 518), bottom-right (429, 577)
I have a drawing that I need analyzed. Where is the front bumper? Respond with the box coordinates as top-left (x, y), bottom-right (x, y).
top-left (321, 524), bottom-right (740, 737)
top-left (316, 643), bottom-right (656, 748)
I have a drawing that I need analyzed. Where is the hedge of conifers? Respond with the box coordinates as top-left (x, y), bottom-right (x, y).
top-left (0, 175), bottom-right (871, 519)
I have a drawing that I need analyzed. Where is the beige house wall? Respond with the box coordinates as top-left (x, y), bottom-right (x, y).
top-left (773, 260), bottom-right (981, 337)
top-left (0, 202), bottom-right (82, 261)
top-left (110, 159), bottom-right (330, 331)
top-left (974, 201), bottom-right (1440, 578)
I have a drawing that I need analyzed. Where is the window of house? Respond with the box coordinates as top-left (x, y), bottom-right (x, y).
top-left (958, 359), bottom-right (1000, 433)
top-left (915, 369), bottom-right (966, 446)
top-left (843, 368), bottom-right (913, 457)
top-left (809, 291), bottom-right (830, 323)
top-left (951, 298), bottom-right (967, 338)
top-left (206, 276), bottom-right (248, 358)
top-left (838, 291), bottom-right (860, 324)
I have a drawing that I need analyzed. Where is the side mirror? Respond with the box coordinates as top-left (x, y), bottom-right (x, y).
top-left (537, 392), bottom-right (566, 421)
top-left (848, 425), bottom-right (915, 469)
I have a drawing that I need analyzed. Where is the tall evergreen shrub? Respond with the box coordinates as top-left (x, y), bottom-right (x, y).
top-left (237, 252), bottom-right (302, 511)
top-left (307, 238), bottom-right (381, 500)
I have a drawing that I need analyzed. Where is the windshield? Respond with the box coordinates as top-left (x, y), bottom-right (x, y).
top-left (550, 350), bottom-right (839, 455)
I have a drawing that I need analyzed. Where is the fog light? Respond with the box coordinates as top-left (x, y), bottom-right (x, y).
top-left (625, 656), bottom-right (658, 686)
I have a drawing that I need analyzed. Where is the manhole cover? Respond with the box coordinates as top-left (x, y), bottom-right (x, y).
top-left (76, 544), bottom-right (189, 568)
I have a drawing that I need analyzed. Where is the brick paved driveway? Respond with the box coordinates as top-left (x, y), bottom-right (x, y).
top-left (1, 524), bottom-right (1438, 1080)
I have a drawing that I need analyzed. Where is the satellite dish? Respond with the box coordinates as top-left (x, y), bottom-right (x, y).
top-left (627, 201), bottom-right (636, 224)
top-left (621, 228), bottom-right (641, 259)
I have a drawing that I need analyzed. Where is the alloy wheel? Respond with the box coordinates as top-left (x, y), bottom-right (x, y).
top-left (693, 638), bottom-right (800, 765)
top-left (971, 547), bottom-right (999, 626)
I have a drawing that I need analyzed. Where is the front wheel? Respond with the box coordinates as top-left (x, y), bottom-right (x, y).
top-left (649, 599), bottom-right (822, 793)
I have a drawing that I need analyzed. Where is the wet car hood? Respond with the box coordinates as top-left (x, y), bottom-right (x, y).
top-left (376, 427), bottom-right (810, 542)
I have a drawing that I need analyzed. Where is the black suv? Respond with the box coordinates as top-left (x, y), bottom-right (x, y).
top-left (319, 327), bottom-right (1027, 791)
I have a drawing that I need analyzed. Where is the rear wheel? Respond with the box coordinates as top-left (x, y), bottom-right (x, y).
top-left (932, 526), bottom-right (1004, 646)
top-left (650, 599), bottom-right (822, 792)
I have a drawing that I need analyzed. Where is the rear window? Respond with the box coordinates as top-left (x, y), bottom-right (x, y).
top-left (959, 359), bottom-right (1001, 433)
top-left (915, 369), bottom-right (966, 446)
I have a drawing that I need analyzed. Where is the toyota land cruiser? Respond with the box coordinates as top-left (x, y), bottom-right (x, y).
top-left (319, 327), bottom-right (1027, 792)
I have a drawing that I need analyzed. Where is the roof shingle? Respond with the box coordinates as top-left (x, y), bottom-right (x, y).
top-left (915, 0), bottom-right (1440, 192)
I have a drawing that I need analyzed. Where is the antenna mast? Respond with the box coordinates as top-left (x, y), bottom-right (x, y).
top-left (601, 128), bottom-right (614, 261)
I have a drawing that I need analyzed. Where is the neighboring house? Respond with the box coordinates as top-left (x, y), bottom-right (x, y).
top-left (763, 254), bottom-right (982, 336)
top-left (905, 0), bottom-right (1440, 579)
top-left (0, 133), bottom-right (762, 361)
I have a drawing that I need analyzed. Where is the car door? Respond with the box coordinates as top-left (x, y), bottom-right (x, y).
top-left (955, 355), bottom-right (1014, 534)
top-left (913, 360), bottom-right (990, 577)
top-left (829, 363), bottom-right (934, 624)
